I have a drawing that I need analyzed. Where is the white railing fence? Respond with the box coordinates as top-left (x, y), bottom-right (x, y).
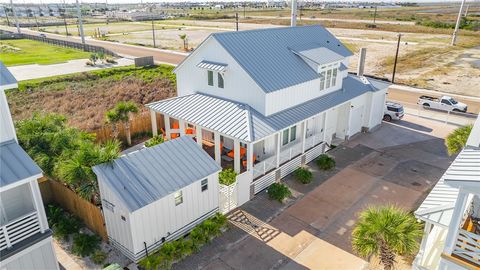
top-left (304, 133), bottom-right (323, 151)
top-left (279, 142), bottom-right (302, 165)
top-left (452, 229), bottom-right (480, 265)
top-left (252, 155), bottom-right (277, 179)
top-left (0, 211), bottom-right (40, 251)
top-left (219, 182), bottom-right (238, 214)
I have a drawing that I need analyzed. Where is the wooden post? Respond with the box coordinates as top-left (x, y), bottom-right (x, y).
top-left (301, 120), bottom-right (307, 153)
top-left (164, 115), bottom-right (171, 140)
top-left (214, 132), bottom-right (221, 165)
top-left (391, 33), bottom-right (402, 83)
top-left (179, 120), bottom-right (186, 136)
top-left (150, 110), bottom-right (158, 136)
top-left (234, 139), bottom-right (241, 173)
top-left (196, 126), bottom-right (203, 146)
top-left (29, 181), bottom-right (48, 233)
top-left (247, 142), bottom-right (253, 171)
top-left (323, 112), bottom-right (328, 143)
top-left (276, 133), bottom-right (281, 167)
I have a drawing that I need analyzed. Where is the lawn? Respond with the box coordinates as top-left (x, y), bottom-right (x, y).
top-left (0, 39), bottom-right (91, 66)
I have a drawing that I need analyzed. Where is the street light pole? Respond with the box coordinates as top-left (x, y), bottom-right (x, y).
top-left (151, 19), bottom-right (156, 48)
top-left (391, 33), bottom-right (402, 84)
top-left (373, 5), bottom-right (377, 25)
top-left (451, 0), bottom-right (466, 46)
top-left (235, 13), bottom-right (239, 31)
top-left (76, 0), bottom-right (85, 46)
top-left (10, 0), bottom-right (20, 33)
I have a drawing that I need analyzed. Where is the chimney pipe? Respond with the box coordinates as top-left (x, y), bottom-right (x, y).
top-left (357, 48), bottom-right (367, 77)
top-left (291, 0), bottom-right (297, 27)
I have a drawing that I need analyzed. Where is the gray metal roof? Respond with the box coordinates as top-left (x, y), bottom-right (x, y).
top-left (212, 25), bottom-right (353, 93)
top-left (293, 47), bottom-right (345, 66)
top-left (92, 136), bottom-right (221, 212)
top-left (415, 178), bottom-right (457, 227)
top-left (339, 63), bottom-right (348, 72)
top-left (0, 140), bottom-right (42, 188)
top-left (148, 75), bottom-right (389, 142)
top-left (197, 60), bottom-right (228, 72)
top-left (443, 148), bottom-right (480, 184)
top-left (466, 115), bottom-right (480, 148)
top-left (0, 62), bottom-right (17, 90)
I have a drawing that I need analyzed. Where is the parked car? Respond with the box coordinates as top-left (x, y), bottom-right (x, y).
top-left (39, 33), bottom-right (47, 38)
top-left (417, 95), bottom-right (467, 112)
top-left (383, 101), bottom-right (404, 122)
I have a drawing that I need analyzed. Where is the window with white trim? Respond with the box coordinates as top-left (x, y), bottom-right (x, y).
top-left (320, 71), bottom-right (326, 90)
top-left (218, 73), bottom-right (224, 88)
top-left (207, 70), bottom-right (214, 86)
top-left (174, 191), bottom-right (183, 206)
top-left (282, 126), bottom-right (297, 146)
top-left (326, 69), bottom-right (332, 88)
top-left (332, 68), bottom-right (337, 87)
top-left (201, 179), bottom-right (208, 192)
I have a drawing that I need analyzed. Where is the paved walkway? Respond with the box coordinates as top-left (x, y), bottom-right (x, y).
top-left (9, 58), bottom-right (134, 81)
top-left (53, 241), bottom-right (82, 270)
top-left (173, 115), bottom-right (456, 270)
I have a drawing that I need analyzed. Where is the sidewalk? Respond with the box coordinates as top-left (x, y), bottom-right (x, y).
top-left (9, 58), bottom-right (134, 81)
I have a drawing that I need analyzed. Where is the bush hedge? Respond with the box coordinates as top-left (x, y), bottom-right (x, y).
top-left (294, 167), bottom-right (313, 184)
top-left (267, 183), bottom-right (292, 203)
top-left (316, 154), bottom-right (335, 170)
top-left (72, 233), bottom-right (101, 257)
top-left (219, 168), bottom-right (237, 186)
top-left (144, 135), bottom-right (164, 148)
top-left (91, 250), bottom-right (108, 265)
top-left (139, 213), bottom-right (228, 270)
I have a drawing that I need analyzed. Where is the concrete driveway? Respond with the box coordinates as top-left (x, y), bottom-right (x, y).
top-left (173, 115), bottom-right (456, 270)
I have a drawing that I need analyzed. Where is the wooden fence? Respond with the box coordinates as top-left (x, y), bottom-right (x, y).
top-left (39, 178), bottom-right (108, 241)
top-left (94, 111), bottom-right (164, 144)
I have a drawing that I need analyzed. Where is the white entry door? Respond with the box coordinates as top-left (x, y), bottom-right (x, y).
top-left (349, 106), bottom-right (364, 136)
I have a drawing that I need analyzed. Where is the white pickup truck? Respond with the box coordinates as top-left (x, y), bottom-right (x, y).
top-left (417, 95), bottom-right (468, 113)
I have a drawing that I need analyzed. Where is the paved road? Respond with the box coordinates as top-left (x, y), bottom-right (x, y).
top-left (250, 15), bottom-right (416, 25)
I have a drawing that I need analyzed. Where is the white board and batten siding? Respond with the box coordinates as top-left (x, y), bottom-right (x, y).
top-left (0, 237), bottom-right (58, 270)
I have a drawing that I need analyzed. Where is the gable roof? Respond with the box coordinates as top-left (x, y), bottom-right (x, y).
top-left (0, 62), bottom-right (18, 91)
top-left (148, 75), bottom-right (388, 143)
top-left (92, 136), bottom-right (221, 212)
top-left (0, 140), bottom-right (42, 188)
top-left (292, 47), bottom-right (345, 67)
top-left (211, 25), bottom-right (353, 93)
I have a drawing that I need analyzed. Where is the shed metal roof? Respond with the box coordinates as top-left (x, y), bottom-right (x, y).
top-left (197, 60), bottom-right (228, 72)
top-left (92, 136), bottom-right (221, 212)
top-left (0, 140), bottom-right (42, 188)
top-left (148, 75), bottom-right (389, 142)
top-left (293, 47), bottom-right (345, 66)
top-left (443, 148), bottom-right (480, 184)
top-left (0, 62), bottom-right (17, 90)
top-left (211, 25), bottom-right (353, 93)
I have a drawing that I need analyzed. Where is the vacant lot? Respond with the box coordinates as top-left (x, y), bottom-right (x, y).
top-left (7, 65), bottom-right (176, 131)
top-left (0, 39), bottom-right (91, 66)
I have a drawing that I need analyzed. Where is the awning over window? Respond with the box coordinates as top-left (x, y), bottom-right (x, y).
top-left (196, 60), bottom-right (228, 72)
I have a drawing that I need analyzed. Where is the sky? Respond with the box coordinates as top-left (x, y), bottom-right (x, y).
top-left (0, 0), bottom-right (470, 4)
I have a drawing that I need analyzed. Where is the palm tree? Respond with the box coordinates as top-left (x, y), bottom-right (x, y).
top-left (445, 124), bottom-right (473, 156)
top-left (352, 205), bottom-right (422, 270)
top-left (179, 34), bottom-right (188, 50)
top-left (106, 101), bottom-right (139, 146)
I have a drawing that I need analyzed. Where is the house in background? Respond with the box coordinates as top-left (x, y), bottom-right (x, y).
top-left (414, 115), bottom-right (480, 270)
top-left (0, 62), bottom-right (59, 269)
top-left (148, 25), bottom-right (389, 207)
top-left (92, 136), bottom-right (221, 262)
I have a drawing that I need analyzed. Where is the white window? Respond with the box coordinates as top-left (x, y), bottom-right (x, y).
top-left (218, 73), bottom-right (224, 88)
top-left (326, 69), bottom-right (332, 88)
top-left (320, 71), bottom-right (326, 90)
top-left (207, 70), bottom-right (214, 86)
top-left (174, 191), bottom-right (183, 206)
top-left (201, 179), bottom-right (208, 192)
top-left (331, 68), bottom-right (337, 87)
top-left (282, 129), bottom-right (289, 146)
top-left (290, 126), bottom-right (297, 142)
top-left (282, 126), bottom-right (297, 146)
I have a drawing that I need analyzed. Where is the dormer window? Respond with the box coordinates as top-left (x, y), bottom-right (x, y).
top-left (208, 71), bottom-right (214, 86)
top-left (319, 65), bottom-right (338, 91)
top-left (218, 73), bottom-right (224, 88)
top-left (197, 60), bottom-right (228, 89)
top-left (320, 71), bottom-right (326, 90)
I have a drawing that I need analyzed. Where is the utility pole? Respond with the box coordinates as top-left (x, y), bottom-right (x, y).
top-left (451, 0), bottom-right (466, 46)
top-left (3, 6), bottom-right (10, 26)
top-left (291, 0), bottom-right (297, 27)
top-left (10, 0), bottom-right (20, 33)
top-left (391, 33), bottom-right (402, 84)
top-left (76, 0), bottom-right (85, 46)
top-left (151, 19), bottom-right (156, 48)
top-left (243, 2), bottom-right (246, 19)
top-left (464, 4), bottom-right (469, 17)
top-left (62, 0), bottom-right (69, 36)
top-left (373, 5), bottom-right (377, 24)
top-left (235, 13), bottom-right (239, 31)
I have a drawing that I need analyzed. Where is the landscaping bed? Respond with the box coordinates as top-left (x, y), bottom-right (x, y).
top-left (7, 65), bottom-right (176, 131)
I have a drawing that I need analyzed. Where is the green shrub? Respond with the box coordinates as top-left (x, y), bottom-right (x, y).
top-left (53, 215), bottom-right (82, 240)
top-left (316, 154), bottom-right (335, 170)
top-left (72, 233), bottom-right (100, 257)
top-left (219, 168), bottom-right (237, 186)
top-left (91, 249), bottom-right (107, 265)
top-left (144, 135), bottom-right (164, 147)
top-left (445, 125), bottom-right (473, 155)
top-left (294, 167), bottom-right (313, 184)
top-left (267, 183), bottom-right (292, 203)
top-left (46, 204), bottom-right (64, 227)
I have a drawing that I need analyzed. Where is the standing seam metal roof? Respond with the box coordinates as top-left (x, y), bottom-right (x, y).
top-left (0, 140), bottom-right (42, 188)
top-left (443, 148), bottom-right (480, 183)
top-left (148, 75), bottom-right (389, 143)
top-left (292, 47), bottom-right (345, 66)
top-left (0, 62), bottom-right (17, 89)
top-left (92, 136), bottom-right (221, 212)
top-left (211, 25), bottom-right (353, 93)
top-left (196, 60), bottom-right (228, 72)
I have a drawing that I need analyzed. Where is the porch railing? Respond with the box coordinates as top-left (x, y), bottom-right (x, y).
top-left (0, 211), bottom-right (41, 251)
top-left (279, 142), bottom-right (302, 165)
top-left (252, 155), bottom-right (277, 179)
top-left (452, 229), bottom-right (480, 266)
top-left (304, 134), bottom-right (323, 151)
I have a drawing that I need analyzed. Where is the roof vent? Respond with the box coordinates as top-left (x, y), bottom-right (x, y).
top-left (360, 76), bottom-right (370, 85)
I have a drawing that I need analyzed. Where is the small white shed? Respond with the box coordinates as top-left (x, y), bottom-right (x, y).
top-left (93, 136), bottom-right (221, 262)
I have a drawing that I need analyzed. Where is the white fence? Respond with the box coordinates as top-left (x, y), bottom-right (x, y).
top-left (252, 155), bottom-right (277, 179)
top-left (219, 182), bottom-right (237, 214)
top-left (304, 134), bottom-right (323, 151)
top-left (279, 142), bottom-right (303, 165)
top-left (452, 229), bottom-right (480, 265)
top-left (0, 211), bottom-right (40, 251)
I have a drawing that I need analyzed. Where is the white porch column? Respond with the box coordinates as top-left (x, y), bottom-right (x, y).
top-left (29, 180), bottom-right (48, 232)
top-left (164, 115), bottom-right (171, 140)
top-left (276, 132), bottom-right (281, 168)
top-left (234, 139), bottom-right (241, 173)
top-left (214, 132), bottom-right (221, 165)
top-left (150, 110), bottom-right (158, 136)
top-left (301, 120), bottom-right (307, 153)
top-left (196, 126), bottom-right (203, 146)
top-left (323, 112), bottom-right (328, 142)
top-left (179, 119), bottom-right (186, 136)
top-left (247, 142), bottom-right (254, 171)
top-left (443, 190), bottom-right (469, 254)
top-left (414, 222), bottom-right (433, 268)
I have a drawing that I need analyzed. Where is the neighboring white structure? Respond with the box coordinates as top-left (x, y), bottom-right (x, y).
top-left (148, 25), bottom-right (389, 207)
top-left (414, 115), bottom-right (480, 270)
top-left (0, 62), bottom-right (59, 269)
top-left (92, 136), bottom-right (222, 262)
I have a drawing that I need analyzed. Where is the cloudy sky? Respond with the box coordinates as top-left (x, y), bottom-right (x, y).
top-left (0, 0), bottom-right (469, 4)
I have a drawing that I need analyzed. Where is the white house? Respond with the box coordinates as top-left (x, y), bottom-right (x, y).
top-left (414, 115), bottom-right (480, 270)
top-left (147, 25), bottom-right (390, 207)
top-left (0, 62), bottom-right (59, 269)
top-left (92, 136), bottom-right (222, 262)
